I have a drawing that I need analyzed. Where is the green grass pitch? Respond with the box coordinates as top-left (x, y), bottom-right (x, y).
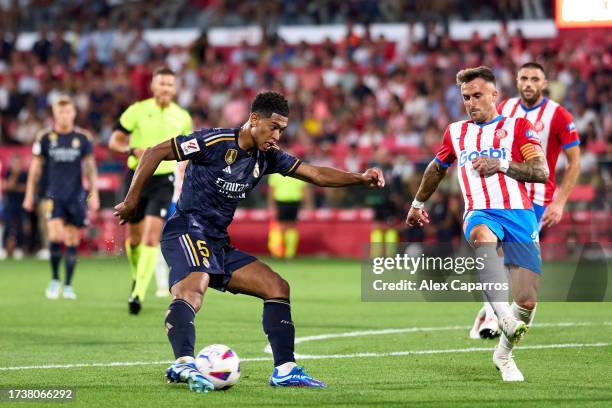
top-left (1, 257), bottom-right (611, 407)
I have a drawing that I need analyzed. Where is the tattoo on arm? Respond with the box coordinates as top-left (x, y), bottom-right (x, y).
top-left (415, 160), bottom-right (448, 202)
top-left (505, 156), bottom-right (549, 183)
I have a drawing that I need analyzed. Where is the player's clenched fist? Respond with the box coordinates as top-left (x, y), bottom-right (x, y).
top-left (362, 168), bottom-right (385, 188)
top-left (113, 200), bottom-right (136, 225)
top-left (405, 206), bottom-right (430, 227)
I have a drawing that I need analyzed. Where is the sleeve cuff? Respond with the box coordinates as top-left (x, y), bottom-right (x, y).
top-left (283, 159), bottom-right (301, 176)
top-left (171, 137), bottom-right (182, 161)
top-left (434, 157), bottom-right (452, 168)
top-left (562, 140), bottom-right (580, 150)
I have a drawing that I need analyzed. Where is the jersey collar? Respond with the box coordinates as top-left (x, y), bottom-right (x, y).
top-left (474, 114), bottom-right (503, 128)
top-left (520, 97), bottom-right (547, 112)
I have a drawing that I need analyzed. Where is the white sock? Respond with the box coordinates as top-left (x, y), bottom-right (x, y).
top-left (275, 361), bottom-right (297, 376)
top-left (475, 245), bottom-right (511, 320)
top-left (496, 333), bottom-right (513, 357)
top-left (511, 302), bottom-right (536, 327)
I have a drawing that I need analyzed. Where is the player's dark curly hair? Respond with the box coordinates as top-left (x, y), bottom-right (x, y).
top-left (519, 61), bottom-right (546, 76)
top-left (251, 91), bottom-right (290, 118)
top-left (456, 66), bottom-right (496, 86)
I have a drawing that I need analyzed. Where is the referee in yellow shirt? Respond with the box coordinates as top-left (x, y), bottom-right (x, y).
top-left (267, 173), bottom-right (312, 258)
top-left (109, 67), bottom-right (192, 314)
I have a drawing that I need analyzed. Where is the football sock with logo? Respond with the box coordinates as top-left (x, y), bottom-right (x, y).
top-left (511, 301), bottom-right (536, 327)
top-left (283, 228), bottom-right (299, 259)
top-left (475, 245), bottom-right (512, 320)
top-left (263, 298), bottom-right (295, 367)
top-left (132, 245), bottom-right (159, 301)
top-left (50, 242), bottom-right (62, 281)
top-left (165, 299), bottom-right (196, 359)
top-left (125, 241), bottom-right (141, 281)
top-left (64, 246), bottom-right (78, 286)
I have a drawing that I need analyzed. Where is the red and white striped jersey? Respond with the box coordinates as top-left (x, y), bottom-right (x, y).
top-left (498, 97), bottom-right (580, 206)
top-left (435, 115), bottom-right (542, 212)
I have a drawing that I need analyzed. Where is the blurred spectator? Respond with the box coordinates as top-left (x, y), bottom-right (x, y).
top-left (31, 27), bottom-right (52, 63)
top-left (2, 154), bottom-right (27, 259)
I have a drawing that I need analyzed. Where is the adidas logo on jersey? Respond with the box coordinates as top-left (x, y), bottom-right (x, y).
top-left (223, 166), bottom-right (232, 174)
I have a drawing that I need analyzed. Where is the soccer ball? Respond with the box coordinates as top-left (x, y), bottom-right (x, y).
top-left (195, 344), bottom-right (241, 390)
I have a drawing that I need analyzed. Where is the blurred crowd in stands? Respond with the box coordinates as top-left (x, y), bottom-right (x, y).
top-left (0, 0), bottom-right (610, 255)
top-left (1, 0), bottom-right (550, 32)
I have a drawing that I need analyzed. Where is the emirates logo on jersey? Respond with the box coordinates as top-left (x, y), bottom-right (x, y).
top-left (534, 121), bottom-right (545, 132)
top-left (494, 129), bottom-right (508, 140)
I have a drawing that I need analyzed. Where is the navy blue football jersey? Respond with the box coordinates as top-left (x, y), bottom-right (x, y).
top-left (33, 128), bottom-right (93, 201)
top-left (168, 128), bottom-right (301, 238)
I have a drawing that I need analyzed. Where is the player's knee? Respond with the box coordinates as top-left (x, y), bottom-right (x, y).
top-left (266, 273), bottom-right (290, 299)
top-left (173, 291), bottom-right (203, 312)
top-left (515, 298), bottom-right (537, 311)
top-left (470, 227), bottom-right (496, 245)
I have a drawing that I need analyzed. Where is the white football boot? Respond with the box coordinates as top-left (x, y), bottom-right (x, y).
top-left (479, 315), bottom-right (501, 339)
top-left (499, 316), bottom-right (527, 345)
top-left (45, 279), bottom-right (61, 299)
top-left (493, 346), bottom-right (524, 382)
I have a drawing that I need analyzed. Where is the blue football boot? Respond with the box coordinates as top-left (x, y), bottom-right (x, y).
top-left (166, 357), bottom-right (215, 393)
top-left (269, 365), bottom-right (327, 388)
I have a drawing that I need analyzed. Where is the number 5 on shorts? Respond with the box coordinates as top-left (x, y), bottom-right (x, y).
top-left (196, 240), bottom-right (210, 267)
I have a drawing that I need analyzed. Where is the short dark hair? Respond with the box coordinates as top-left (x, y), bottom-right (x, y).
top-left (153, 67), bottom-right (176, 77)
top-left (456, 66), bottom-right (496, 86)
top-left (518, 62), bottom-right (546, 76)
top-left (251, 91), bottom-right (290, 118)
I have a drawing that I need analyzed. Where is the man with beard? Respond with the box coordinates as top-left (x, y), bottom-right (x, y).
top-left (469, 62), bottom-right (581, 339)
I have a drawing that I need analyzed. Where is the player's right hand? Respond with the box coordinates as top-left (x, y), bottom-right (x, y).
top-left (405, 206), bottom-right (430, 227)
top-left (22, 196), bottom-right (34, 212)
top-left (113, 200), bottom-right (136, 225)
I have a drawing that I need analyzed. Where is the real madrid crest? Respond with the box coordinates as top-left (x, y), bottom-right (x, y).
top-left (253, 162), bottom-right (260, 178)
top-left (72, 137), bottom-right (80, 148)
top-left (49, 132), bottom-right (58, 146)
top-left (225, 149), bottom-right (237, 165)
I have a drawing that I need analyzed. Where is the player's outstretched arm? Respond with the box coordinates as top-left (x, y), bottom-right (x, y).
top-left (291, 162), bottom-right (385, 188)
top-left (23, 156), bottom-right (43, 212)
top-left (113, 140), bottom-right (175, 224)
top-left (405, 160), bottom-right (448, 227)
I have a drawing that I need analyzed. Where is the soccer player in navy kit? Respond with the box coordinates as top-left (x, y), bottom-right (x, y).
top-left (115, 92), bottom-right (385, 392)
top-left (23, 96), bottom-right (99, 300)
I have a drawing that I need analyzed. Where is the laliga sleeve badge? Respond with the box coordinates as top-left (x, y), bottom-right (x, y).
top-left (180, 139), bottom-right (200, 156)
